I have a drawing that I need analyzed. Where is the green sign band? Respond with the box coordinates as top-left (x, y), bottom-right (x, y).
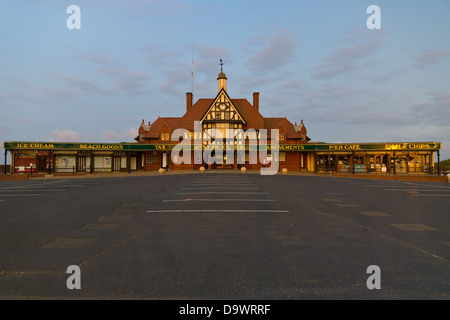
top-left (3, 141), bottom-right (441, 152)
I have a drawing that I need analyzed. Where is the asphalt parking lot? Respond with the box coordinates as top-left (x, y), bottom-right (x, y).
top-left (0, 173), bottom-right (449, 299)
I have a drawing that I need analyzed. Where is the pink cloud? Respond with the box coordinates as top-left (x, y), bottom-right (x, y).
top-left (50, 129), bottom-right (83, 142)
top-left (100, 128), bottom-right (138, 141)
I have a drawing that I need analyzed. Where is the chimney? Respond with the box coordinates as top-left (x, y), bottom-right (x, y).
top-left (186, 92), bottom-right (193, 111)
top-left (253, 92), bottom-right (260, 112)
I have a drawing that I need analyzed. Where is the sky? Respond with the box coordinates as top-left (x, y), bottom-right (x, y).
top-left (1, 0), bottom-right (449, 163)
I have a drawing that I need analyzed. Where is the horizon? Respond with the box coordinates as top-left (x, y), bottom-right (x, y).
top-left (1, 0), bottom-right (449, 163)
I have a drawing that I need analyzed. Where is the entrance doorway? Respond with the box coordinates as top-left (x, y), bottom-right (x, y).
top-left (113, 157), bottom-right (121, 172)
top-left (76, 156), bottom-right (86, 172)
top-left (216, 153), bottom-right (233, 169)
top-left (161, 153), bottom-right (168, 169)
top-left (37, 157), bottom-right (46, 172)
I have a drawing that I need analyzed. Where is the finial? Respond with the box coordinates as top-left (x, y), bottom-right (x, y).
top-left (220, 58), bottom-right (223, 72)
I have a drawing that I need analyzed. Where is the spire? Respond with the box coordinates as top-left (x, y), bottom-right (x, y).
top-left (217, 58), bottom-right (227, 92)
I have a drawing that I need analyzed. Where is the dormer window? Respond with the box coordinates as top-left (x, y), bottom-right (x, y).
top-left (161, 132), bottom-right (170, 141)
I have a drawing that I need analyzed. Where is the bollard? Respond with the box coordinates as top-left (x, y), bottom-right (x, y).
top-left (158, 168), bottom-right (165, 175)
top-left (199, 166), bottom-right (205, 173)
top-left (282, 168), bottom-right (288, 174)
top-left (241, 167), bottom-right (247, 173)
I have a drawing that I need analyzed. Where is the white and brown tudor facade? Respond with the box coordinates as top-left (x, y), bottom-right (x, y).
top-left (136, 69), bottom-right (310, 171)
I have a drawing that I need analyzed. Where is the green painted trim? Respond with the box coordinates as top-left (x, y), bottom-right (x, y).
top-left (3, 141), bottom-right (442, 152)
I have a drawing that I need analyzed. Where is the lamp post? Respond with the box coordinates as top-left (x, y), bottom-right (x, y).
top-left (3, 149), bottom-right (7, 174)
top-left (437, 150), bottom-right (440, 175)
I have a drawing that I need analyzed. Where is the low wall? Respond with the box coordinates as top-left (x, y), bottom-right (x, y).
top-left (0, 174), bottom-right (28, 181)
top-left (331, 173), bottom-right (448, 183)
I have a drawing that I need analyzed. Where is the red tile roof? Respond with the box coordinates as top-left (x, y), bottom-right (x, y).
top-left (143, 97), bottom-right (304, 141)
top-left (263, 118), bottom-right (302, 139)
top-left (232, 99), bottom-right (265, 129)
top-left (144, 117), bottom-right (183, 138)
top-left (181, 99), bottom-right (214, 130)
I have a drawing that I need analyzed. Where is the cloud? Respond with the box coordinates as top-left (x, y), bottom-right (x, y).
top-left (50, 128), bottom-right (138, 143)
top-left (50, 129), bottom-right (83, 142)
top-left (415, 49), bottom-right (449, 68)
top-left (141, 44), bottom-right (232, 98)
top-left (410, 91), bottom-right (450, 126)
top-left (156, 62), bottom-right (191, 98)
top-left (247, 30), bottom-right (297, 74)
top-left (142, 45), bottom-right (182, 65)
top-left (71, 52), bottom-right (111, 64)
top-left (284, 83), bottom-right (372, 113)
top-left (194, 45), bottom-right (233, 78)
top-left (60, 74), bottom-right (102, 94)
top-left (106, 71), bottom-right (150, 95)
top-left (100, 128), bottom-right (138, 141)
top-left (311, 31), bottom-right (383, 79)
top-left (196, 45), bottom-right (232, 61)
top-left (42, 70), bottom-right (150, 98)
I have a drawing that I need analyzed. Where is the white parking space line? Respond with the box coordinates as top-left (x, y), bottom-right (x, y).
top-left (3, 185), bottom-right (85, 189)
top-left (192, 180), bottom-right (253, 182)
top-left (188, 185), bottom-right (255, 188)
top-left (0, 194), bottom-right (42, 197)
top-left (176, 192), bottom-right (268, 195)
top-left (190, 182), bottom-right (254, 185)
top-left (163, 199), bottom-right (274, 202)
top-left (335, 203), bottom-right (360, 207)
top-left (182, 187), bottom-right (260, 190)
top-left (194, 179), bottom-right (251, 181)
top-left (359, 211), bottom-right (391, 217)
top-left (411, 194), bottom-right (450, 197)
top-left (385, 189), bottom-right (450, 192)
top-left (391, 224), bottom-right (438, 231)
top-left (366, 184), bottom-right (450, 189)
top-left (190, 180), bottom-right (253, 182)
top-left (147, 209), bottom-right (289, 213)
top-left (0, 189), bottom-right (67, 192)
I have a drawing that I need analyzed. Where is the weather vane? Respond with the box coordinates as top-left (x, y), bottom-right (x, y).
top-left (219, 58), bottom-right (224, 72)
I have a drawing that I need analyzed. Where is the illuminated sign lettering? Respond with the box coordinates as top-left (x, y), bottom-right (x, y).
top-left (79, 144), bottom-right (124, 150)
top-left (16, 143), bottom-right (55, 149)
top-left (329, 144), bottom-right (361, 150)
top-left (385, 143), bottom-right (438, 150)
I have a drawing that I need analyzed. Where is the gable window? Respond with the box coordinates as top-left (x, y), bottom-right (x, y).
top-left (280, 133), bottom-right (285, 140)
top-left (161, 132), bottom-right (170, 141)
